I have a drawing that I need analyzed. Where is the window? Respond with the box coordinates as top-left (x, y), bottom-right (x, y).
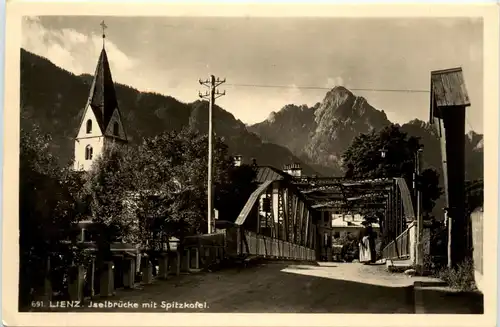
top-left (113, 122), bottom-right (119, 136)
top-left (261, 198), bottom-right (271, 213)
top-left (86, 119), bottom-right (92, 133)
top-left (85, 145), bottom-right (93, 160)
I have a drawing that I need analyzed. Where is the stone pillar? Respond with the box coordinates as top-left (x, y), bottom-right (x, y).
top-left (99, 261), bottom-right (114, 297)
top-left (40, 256), bottom-right (52, 301)
top-left (90, 258), bottom-right (95, 297)
top-left (423, 228), bottom-right (431, 257)
top-left (190, 248), bottom-right (199, 270)
top-left (141, 260), bottom-right (153, 284)
top-left (158, 254), bottom-right (169, 280)
top-left (215, 247), bottom-right (222, 264)
top-left (181, 249), bottom-right (190, 272)
top-left (170, 251), bottom-right (180, 276)
top-left (408, 222), bottom-right (417, 265)
top-left (68, 265), bottom-right (85, 302)
top-left (204, 247), bottom-right (211, 268)
top-left (207, 248), bottom-right (214, 268)
top-left (327, 249), bottom-right (333, 262)
top-left (123, 258), bottom-right (135, 288)
top-left (36, 276), bottom-right (53, 302)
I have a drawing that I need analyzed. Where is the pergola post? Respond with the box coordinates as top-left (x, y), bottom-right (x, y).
top-left (430, 67), bottom-right (470, 268)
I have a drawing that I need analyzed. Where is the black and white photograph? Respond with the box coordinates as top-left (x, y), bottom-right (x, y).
top-left (3, 2), bottom-right (498, 326)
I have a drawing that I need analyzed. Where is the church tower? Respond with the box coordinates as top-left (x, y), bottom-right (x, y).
top-left (74, 22), bottom-right (128, 171)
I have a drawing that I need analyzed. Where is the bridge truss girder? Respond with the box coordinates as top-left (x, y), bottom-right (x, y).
top-left (290, 176), bottom-right (415, 246)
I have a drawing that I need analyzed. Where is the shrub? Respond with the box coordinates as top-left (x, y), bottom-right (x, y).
top-left (438, 257), bottom-right (476, 292)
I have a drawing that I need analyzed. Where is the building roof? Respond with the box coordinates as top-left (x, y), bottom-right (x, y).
top-left (83, 48), bottom-right (125, 138)
top-left (331, 216), bottom-right (380, 228)
top-left (235, 180), bottom-right (273, 225)
top-left (255, 166), bottom-right (290, 184)
top-left (430, 67), bottom-right (471, 109)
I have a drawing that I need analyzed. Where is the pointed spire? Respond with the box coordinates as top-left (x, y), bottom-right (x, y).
top-left (100, 20), bottom-right (107, 49)
top-left (85, 45), bottom-right (118, 134)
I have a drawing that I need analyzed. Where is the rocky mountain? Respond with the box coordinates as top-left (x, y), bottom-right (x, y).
top-left (398, 119), bottom-right (483, 181)
top-left (249, 87), bottom-right (483, 181)
top-left (249, 86), bottom-right (392, 175)
top-left (305, 87), bottom-right (391, 169)
top-left (20, 49), bottom-right (317, 175)
top-left (253, 104), bottom-right (318, 157)
top-left (20, 48), bottom-right (483, 184)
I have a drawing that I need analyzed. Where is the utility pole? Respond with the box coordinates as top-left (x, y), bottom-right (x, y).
top-left (415, 146), bottom-right (424, 274)
top-left (199, 75), bottom-right (226, 234)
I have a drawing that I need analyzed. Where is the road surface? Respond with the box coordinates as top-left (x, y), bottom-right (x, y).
top-left (55, 261), bottom-right (417, 313)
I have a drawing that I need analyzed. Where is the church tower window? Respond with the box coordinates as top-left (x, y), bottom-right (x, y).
top-left (86, 119), bottom-right (92, 134)
top-left (113, 122), bottom-right (119, 136)
top-left (85, 145), bottom-right (93, 160)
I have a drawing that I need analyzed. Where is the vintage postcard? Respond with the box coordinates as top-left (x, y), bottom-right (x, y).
top-left (2, 1), bottom-right (499, 327)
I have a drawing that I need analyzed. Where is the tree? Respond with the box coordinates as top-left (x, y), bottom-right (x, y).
top-left (465, 179), bottom-right (483, 215)
top-left (126, 128), bottom-right (236, 250)
top-left (419, 168), bottom-right (442, 217)
top-left (83, 143), bottom-right (137, 262)
top-left (215, 164), bottom-right (258, 223)
top-left (82, 128), bottom-right (257, 260)
top-left (19, 126), bottom-right (85, 306)
top-left (342, 124), bottom-right (443, 217)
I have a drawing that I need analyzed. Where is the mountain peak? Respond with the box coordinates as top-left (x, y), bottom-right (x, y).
top-left (329, 85), bottom-right (352, 95)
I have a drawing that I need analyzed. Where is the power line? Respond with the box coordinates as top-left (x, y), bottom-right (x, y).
top-left (225, 83), bottom-right (430, 94)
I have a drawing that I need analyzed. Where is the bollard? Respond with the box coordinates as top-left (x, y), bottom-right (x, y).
top-left (203, 247), bottom-right (211, 269)
top-left (123, 258), bottom-right (135, 288)
top-left (169, 251), bottom-right (180, 276)
top-left (68, 265), bottom-right (85, 302)
top-left (181, 249), bottom-right (190, 272)
top-left (39, 257), bottom-right (52, 302)
top-left (37, 277), bottom-right (53, 302)
top-left (99, 262), bottom-right (114, 297)
top-left (208, 247), bottom-right (215, 267)
top-left (327, 249), bottom-right (333, 262)
top-left (215, 247), bottom-right (221, 264)
top-left (190, 248), bottom-right (200, 270)
top-left (89, 258), bottom-right (95, 297)
top-left (141, 260), bottom-right (153, 284)
top-left (158, 254), bottom-right (169, 280)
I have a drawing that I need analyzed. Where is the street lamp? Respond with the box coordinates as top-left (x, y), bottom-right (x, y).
top-left (378, 147), bottom-right (388, 246)
top-left (379, 148), bottom-right (388, 178)
top-left (414, 145), bottom-right (424, 275)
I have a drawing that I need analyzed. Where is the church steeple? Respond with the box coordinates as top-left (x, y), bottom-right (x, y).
top-left (85, 47), bottom-right (119, 135)
top-left (101, 20), bottom-right (107, 49)
top-left (74, 21), bottom-right (127, 171)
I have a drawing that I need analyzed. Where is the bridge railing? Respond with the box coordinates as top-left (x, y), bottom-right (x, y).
top-left (241, 230), bottom-right (315, 261)
top-left (381, 221), bottom-right (415, 261)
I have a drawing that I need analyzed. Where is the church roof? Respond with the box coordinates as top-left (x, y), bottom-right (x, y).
top-left (85, 48), bottom-right (121, 136)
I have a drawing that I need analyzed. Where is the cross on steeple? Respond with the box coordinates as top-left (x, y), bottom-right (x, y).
top-left (100, 20), bottom-right (107, 48)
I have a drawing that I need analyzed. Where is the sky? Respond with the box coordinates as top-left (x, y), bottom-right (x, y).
top-left (22, 16), bottom-right (483, 133)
